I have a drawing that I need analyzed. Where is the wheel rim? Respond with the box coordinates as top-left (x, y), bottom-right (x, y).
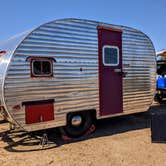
top-left (71, 115), bottom-right (82, 127)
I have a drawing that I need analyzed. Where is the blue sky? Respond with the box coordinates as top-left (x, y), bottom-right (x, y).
top-left (0, 0), bottom-right (165, 51)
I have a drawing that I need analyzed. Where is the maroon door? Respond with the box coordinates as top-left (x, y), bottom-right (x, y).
top-left (98, 26), bottom-right (123, 116)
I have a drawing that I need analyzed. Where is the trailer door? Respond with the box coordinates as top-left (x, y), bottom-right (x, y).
top-left (98, 26), bottom-right (123, 116)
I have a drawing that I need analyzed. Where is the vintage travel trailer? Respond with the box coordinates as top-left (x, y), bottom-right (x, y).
top-left (0, 18), bottom-right (156, 138)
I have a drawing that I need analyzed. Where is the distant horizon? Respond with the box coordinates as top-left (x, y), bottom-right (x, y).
top-left (0, 0), bottom-right (165, 52)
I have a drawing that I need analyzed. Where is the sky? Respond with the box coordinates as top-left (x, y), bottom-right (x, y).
top-left (0, 0), bottom-right (165, 52)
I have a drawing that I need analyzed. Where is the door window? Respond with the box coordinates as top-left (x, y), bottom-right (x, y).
top-left (103, 45), bottom-right (119, 66)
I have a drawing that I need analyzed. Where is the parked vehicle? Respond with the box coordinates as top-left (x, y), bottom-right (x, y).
top-left (156, 50), bottom-right (166, 102)
top-left (0, 18), bottom-right (156, 138)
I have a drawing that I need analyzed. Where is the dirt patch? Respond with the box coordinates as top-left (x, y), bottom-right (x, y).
top-left (0, 102), bottom-right (166, 166)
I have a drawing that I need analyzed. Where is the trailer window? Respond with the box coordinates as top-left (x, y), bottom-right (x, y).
top-left (31, 59), bottom-right (53, 77)
top-left (103, 46), bottom-right (119, 66)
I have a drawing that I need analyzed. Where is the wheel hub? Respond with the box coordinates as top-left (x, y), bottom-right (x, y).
top-left (71, 115), bottom-right (82, 126)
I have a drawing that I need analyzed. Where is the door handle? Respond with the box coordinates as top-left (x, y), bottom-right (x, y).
top-left (114, 69), bottom-right (122, 73)
top-left (114, 69), bottom-right (128, 77)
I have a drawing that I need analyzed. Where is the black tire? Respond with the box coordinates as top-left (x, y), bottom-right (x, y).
top-left (61, 111), bottom-right (93, 138)
top-left (155, 94), bottom-right (163, 103)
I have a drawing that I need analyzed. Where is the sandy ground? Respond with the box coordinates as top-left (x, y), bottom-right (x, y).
top-left (0, 102), bottom-right (166, 166)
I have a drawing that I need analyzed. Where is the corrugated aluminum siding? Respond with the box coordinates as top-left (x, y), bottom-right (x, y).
top-left (3, 18), bottom-right (156, 131)
top-left (0, 30), bottom-right (32, 122)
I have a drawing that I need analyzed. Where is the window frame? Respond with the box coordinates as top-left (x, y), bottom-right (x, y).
top-left (102, 45), bottom-right (119, 66)
top-left (30, 57), bottom-right (54, 78)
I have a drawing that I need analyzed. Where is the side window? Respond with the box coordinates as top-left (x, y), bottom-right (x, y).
top-left (31, 58), bottom-right (53, 77)
top-left (103, 46), bottom-right (119, 66)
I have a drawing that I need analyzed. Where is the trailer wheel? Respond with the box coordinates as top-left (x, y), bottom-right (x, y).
top-left (61, 111), bottom-right (93, 138)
